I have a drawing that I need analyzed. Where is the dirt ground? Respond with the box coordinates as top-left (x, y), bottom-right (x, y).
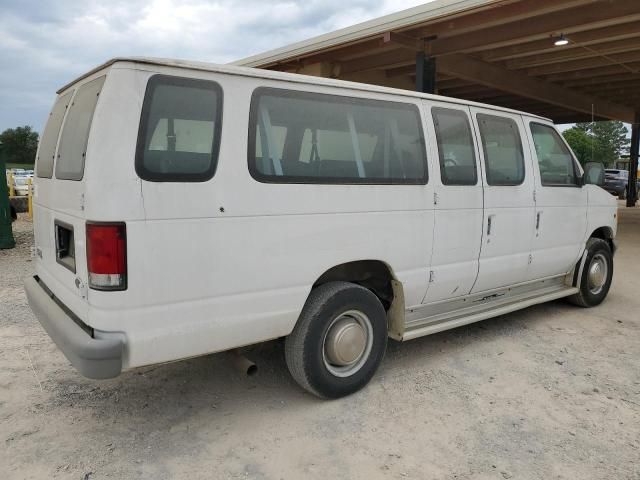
top-left (1, 207), bottom-right (639, 480)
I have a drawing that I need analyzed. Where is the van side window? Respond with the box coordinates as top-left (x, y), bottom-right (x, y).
top-left (37, 91), bottom-right (73, 179)
top-left (55, 76), bottom-right (105, 181)
top-left (248, 88), bottom-right (427, 184)
top-left (477, 114), bottom-right (525, 186)
top-left (136, 75), bottom-right (223, 182)
top-left (530, 123), bottom-right (578, 186)
top-left (432, 108), bottom-right (477, 185)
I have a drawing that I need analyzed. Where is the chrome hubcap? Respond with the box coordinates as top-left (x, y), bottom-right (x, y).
top-left (323, 310), bottom-right (373, 377)
top-left (587, 253), bottom-right (608, 295)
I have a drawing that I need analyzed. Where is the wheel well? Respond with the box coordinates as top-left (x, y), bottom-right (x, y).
top-left (590, 227), bottom-right (614, 252)
top-left (313, 260), bottom-right (395, 310)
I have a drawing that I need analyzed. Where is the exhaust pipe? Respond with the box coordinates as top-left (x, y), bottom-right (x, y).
top-left (231, 351), bottom-right (257, 376)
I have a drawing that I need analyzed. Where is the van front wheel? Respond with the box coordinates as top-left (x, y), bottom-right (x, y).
top-left (285, 281), bottom-right (387, 399)
top-left (568, 238), bottom-right (613, 307)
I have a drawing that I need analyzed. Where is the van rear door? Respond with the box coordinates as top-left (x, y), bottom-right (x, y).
top-left (33, 75), bottom-right (106, 315)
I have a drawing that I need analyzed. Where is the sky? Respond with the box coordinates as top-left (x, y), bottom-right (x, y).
top-left (0, 0), bottom-right (431, 133)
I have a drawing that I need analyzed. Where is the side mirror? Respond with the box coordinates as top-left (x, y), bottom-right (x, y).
top-left (583, 162), bottom-right (605, 187)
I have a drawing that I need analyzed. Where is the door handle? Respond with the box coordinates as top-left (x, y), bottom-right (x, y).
top-left (536, 212), bottom-right (542, 230)
top-left (487, 215), bottom-right (494, 236)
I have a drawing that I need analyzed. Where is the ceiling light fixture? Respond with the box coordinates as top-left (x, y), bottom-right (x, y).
top-left (554, 34), bottom-right (569, 46)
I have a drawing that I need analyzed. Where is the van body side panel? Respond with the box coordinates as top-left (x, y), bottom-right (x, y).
top-left (93, 70), bottom-right (435, 368)
top-left (83, 68), bottom-right (147, 221)
top-left (585, 185), bottom-right (618, 240)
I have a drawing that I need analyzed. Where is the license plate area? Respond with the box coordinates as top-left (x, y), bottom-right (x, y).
top-left (55, 220), bottom-right (76, 273)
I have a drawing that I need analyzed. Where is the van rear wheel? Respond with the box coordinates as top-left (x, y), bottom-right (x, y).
top-left (568, 238), bottom-right (613, 308)
top-left (285, 281), bottom-right (387, 399)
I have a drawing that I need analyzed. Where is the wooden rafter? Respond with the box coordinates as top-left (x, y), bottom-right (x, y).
top-left (414, 0), bottom-right (598, 39)
top-left (481, 21), bottom-right (640, 62)
top-left (428, 1), bottom-right (640, 56)
top-left (525, 50), bottom-right (640, 76)
top-left (339, 49), bottom-right (415, 75)
top-left (543, 63), bottom-right (640, 82)
top-left (437, 53), bottom-right (635, 122)
top-left (505, 39), bottom-right (640, 70)
top-left (561, 72), bottom-right (640, 88)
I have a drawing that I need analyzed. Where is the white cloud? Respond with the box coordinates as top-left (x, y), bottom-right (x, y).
top-left (0, 0), bottom-right (430, 132)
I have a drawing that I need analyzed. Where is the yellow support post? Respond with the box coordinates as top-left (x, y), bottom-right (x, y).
top-left (8, 172), bottom-right (14, 198)
top-left (27, 178), bottom-right (33, 219)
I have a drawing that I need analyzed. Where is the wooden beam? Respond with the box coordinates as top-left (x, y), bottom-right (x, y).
top-left (381, 32), bottom-right (423, 51)
top-left (505, 38), bottom-right (640, 70)
top-left (385, 64), bottom-right (417, 78)
top-left (525, 50), bottom-right (640, 76)
top-left (339, 49), bottom-right (416, 75)
top-left (561, 72), bottom-right (640, 88)
top-left (543, 63), bottom-right (640, 82)
top-left (339, 69), bottom-right (414, 91)
top-left (482, 21), bottom-right (640, 62)
top-left (432, 78), bottom-right (471, 89)
top-left (439, 84), bottom-right (495, 96)
top-left (437, 53), bottom-right (635, 122)
top-left (416, 0), bottom-right (598, 39)
top-left (599, 92), bottom-right (640, 103)
top-left (580, 80), bottom-right (640, 94)
top-left (428, 0), bottom-right (640, 56)
top-left (301, 39), bottom-right (383, 65)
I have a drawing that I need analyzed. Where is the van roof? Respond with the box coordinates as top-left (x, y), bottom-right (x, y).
top-left (59, 56), bottom-right (550, 122)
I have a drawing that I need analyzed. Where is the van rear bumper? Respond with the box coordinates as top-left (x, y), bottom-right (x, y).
top-left (25, 276), bottom-right (123, 379)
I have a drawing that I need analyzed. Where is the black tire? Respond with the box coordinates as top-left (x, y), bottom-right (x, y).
top-left (568, 238), bottom-right (613, 308)
top-left (285, 281), bottom-right (387, 399)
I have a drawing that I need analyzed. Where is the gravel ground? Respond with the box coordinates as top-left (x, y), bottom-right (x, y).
top-left (1, 209), bottom-right (639, 480)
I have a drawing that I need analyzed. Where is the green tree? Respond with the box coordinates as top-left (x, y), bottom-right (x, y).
top-left (564, 121), bottom-right (630, 166)
top-left (563, 128), bottom-right (594, 165)
top-left (0, 126), bottom-right (39, 166)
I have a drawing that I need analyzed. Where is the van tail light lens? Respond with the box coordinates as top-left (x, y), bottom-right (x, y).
top-left (86, 222), bottom-right (127, 290)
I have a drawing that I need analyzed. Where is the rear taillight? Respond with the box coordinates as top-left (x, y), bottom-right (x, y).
top-left (86, 222), bottom-right (127, 291)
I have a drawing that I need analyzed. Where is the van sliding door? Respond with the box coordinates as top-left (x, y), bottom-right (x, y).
top-left (421, 101), bottom-right (484, 304)
top-left (470, 108), bottom-right (536, 293)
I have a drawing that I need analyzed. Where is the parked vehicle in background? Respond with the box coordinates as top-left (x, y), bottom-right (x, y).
top-left (604, 169), bottom-right (629, 199)
top-left (10, 175), bottom-right (30, 196)
top-left (25, 58), bottom-right (618, 399)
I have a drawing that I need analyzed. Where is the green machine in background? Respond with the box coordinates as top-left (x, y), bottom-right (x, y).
top-left (0, 141), bottom-right (16, 249)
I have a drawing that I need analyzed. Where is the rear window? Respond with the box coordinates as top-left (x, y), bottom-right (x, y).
top-left (135, 75), bottom-right (223, 182)
top-left (248, 88), bottom-right (427, 184)
top-left (55, 76), bottom-right (105, 181)
top-left (36, 91), bottom-right (73, 178)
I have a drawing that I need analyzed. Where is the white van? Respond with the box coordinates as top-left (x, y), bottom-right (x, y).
top-left (26, 58), bottom-right (617, 398)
